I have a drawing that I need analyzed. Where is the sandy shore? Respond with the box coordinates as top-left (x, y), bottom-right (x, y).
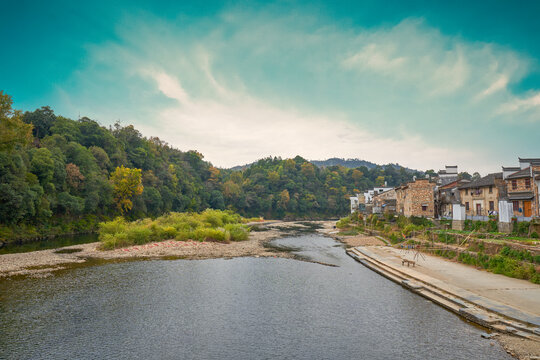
top-left (0, 220), bottom-right (335, 279)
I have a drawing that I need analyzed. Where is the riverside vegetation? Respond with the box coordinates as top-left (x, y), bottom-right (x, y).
top-left (99, 210), bottom-right (250, 250)
top-left (0, 90), bottom-right (422, 244)
top-left (337, 212), bottom-right (540, 284)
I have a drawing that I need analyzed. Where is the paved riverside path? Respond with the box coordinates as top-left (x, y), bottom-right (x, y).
top-left (360, 246), bottom-right (540, 327)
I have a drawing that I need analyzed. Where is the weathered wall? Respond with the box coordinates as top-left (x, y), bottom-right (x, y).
top-left (396, 180), bottom-right (435, 218)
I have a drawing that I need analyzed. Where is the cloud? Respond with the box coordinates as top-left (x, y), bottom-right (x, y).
top-left (343, 43), bottom-right (406, 72)
top-left (476, 75), bottom-right (509, 100)
top-left (498, 91), bottom-right (540, 115)
top-left (53, 8), bottom-right (540, 173)
top-left (135, 69), bottom-right (474, 170)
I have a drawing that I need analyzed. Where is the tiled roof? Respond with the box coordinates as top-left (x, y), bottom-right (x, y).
top-left (519, 157), bottom-right (540, 165)
top-left (458, 173), bottom-right (502, 189)
top-left (508, 191), bottom-right (534, 201)
top-left (440, 179), bottom-right (469, 190)
top-left (506, 167), bottom-right (531, 179)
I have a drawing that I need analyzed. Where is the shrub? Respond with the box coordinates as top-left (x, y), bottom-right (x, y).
top-left (410, 216), bottom-right (432, 227)
top-left (396, 215), bottom-right (410, 229)
top-left (193, 227), bottom-right (226, 242)
top-left (402, 224), bottom-right (420, 237)
top-left (487, 219), bottom-right (498, 233)
top-left (388, 232), bottom-right (403, 244)
top-left (225, 223), bottom-right (249, 241)
top-left (99, 210), bottom-right (249, 249)
top-left (336, 217), bottom-right (351, 229)
top-left (515, 221), bottom-right (530, 236)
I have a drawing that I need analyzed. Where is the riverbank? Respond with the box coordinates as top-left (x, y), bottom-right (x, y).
top-left (0, 220), bottom-right (335, 279)
top-left (344, 240), bottom-right (540, 359)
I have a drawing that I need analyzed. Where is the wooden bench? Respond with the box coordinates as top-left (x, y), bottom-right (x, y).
top-left (402, 259), bottom-right (415, 267)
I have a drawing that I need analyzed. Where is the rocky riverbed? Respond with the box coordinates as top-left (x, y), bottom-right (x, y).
top-left (0, 221), bottom-right (335, 278)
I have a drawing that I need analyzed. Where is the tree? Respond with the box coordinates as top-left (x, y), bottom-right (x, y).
top-left (110, 165), bottom-right (143, 214)
top-left (278, 189), bottom-right (290, 210)
top-left (65, 163), bottom-right (85, 190)
top-left (0, 91), bottom-right (33, 152)
top-left (30, 148), bottom-right (55, 186)
top-left (352, 169), bottom-right (364, 183)
top-left (23, 106), bottom-right (56, 139)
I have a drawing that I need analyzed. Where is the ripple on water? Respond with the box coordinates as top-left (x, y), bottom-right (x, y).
top-left (0, 235), bottom-right (511, 359)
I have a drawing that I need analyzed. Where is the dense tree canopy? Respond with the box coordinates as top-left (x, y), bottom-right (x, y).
top-left (0, 92), bottom-right (421, 237)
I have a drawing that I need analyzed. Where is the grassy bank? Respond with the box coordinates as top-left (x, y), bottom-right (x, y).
top-left (99, 210), bottom-right (250, 250)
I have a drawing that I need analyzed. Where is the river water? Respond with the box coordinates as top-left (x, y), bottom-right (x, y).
top-left (0, 234), bottom-right (510, 359)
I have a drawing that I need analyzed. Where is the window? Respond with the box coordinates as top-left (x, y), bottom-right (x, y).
top-left (489, 201), bottom-right (494, 211)
top-left (489, 185), bottom-right (493, 194)
top-left (512, 180), bottom-right (517, 190)
top-left (513, 201), bottom-right (519, 211)
top-left (525, 178), bottom-right (531, 189)
top-left (421, 205), bottom-right (428, 211)
top-left (465, 202), bottom-right (469, 211)
top-left (465, 189), bottom-right (468, 195)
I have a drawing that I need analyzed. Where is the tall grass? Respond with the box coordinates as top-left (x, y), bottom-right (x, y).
top-left (99, 209), bottom-right (250, 250)
top-left (456, 251), bottom-right (540, 284)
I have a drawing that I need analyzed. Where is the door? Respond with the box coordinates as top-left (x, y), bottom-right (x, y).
top-left (476, 203), bottom-right (482, 215)
top-left (523, 201), bottom-right (532, 217)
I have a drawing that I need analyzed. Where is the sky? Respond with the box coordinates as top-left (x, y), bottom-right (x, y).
top-left (2, 0), bottom-right (540, 173)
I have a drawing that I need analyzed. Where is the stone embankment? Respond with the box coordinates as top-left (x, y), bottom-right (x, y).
top-left (346, 243), bottom-right (540, 359)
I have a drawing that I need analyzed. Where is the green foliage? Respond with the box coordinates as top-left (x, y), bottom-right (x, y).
top-left (514, 221), bottom-right (530, 236)
top-left (455, 250), bottom-right (539, 284)
top-left (224, 223), bottom-right (250, 241)
top-left (99, 210), bottom-right (249, 249)
top-left (1, 91), bottom-right (423, 242)
top-left (499, 246), bottom-right (540, 264)
top-left (388, 232), bottom-right (403, 244)
top-left (402, 224), bottom-right (421, 237)
top-left (110, 165), bottom-right (143, 214)
top-left (0, 91), bottom-right (33, 152)
top-left (434, 249), bottom-right (457, 259)
top-left (409, 216), bottom-right (433, 227)
top-left (336, 217), bottom-right (351, 229)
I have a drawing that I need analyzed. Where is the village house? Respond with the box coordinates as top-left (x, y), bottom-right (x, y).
top-left (372, 188), bottom-right (396, 214)
top-left (437, 165), bottom-right (459, 186)
top-left (363, 186), bottom-right (393, 204)
top-left (435, 178), bottom-right (470, 218)
top-left (503, 158), bottom-right (540, 219)
top-left (458, 173), bottom-right (505, 218)
top-left (349, 193), bottom-right (366, 214)
top-left (395, 178), bottom-right (436, 218)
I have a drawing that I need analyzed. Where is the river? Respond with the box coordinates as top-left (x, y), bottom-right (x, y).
top-left (0, 233), bottom-right (510, 359)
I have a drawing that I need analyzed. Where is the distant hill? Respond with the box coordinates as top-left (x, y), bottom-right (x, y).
top-left (228, 157), bottom-right (418, 173)
top-left (310, 158), bottom-right (378, 169)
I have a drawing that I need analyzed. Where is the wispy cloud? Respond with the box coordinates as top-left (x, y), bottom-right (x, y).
top-left (135, 69), bottom-right (474, 169)
top-left (498, 91), bottom-right (540, 116)
top-left (53, 8), bottom-right (540, 172)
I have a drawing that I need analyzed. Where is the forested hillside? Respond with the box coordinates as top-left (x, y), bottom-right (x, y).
top-left (0, 91), bottom-right (421, 240)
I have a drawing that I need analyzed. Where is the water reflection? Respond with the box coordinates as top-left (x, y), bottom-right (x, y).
top-left (0, 235), bottom-right (510, 359)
